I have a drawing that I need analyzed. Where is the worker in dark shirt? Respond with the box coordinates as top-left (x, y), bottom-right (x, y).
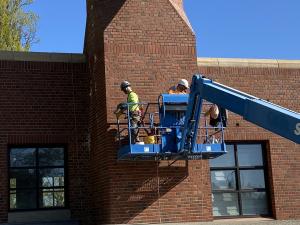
top-left (205, 104), bottom-right (228, 128)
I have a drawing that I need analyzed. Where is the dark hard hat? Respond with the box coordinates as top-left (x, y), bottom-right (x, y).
top-left (120, 80), bottom-right (131, 90)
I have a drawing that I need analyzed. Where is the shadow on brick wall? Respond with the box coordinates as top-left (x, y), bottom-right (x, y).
top-left (108, 129), bottom-right (189, 223)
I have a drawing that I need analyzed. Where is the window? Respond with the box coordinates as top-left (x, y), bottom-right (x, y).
top-left (210, 143), bottom-right (270, 217)
top-left (9, 147), bottom-right (66, 210)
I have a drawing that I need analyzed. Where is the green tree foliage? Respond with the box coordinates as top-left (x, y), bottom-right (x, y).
top-left (0, 0), bottom-right (38, 51)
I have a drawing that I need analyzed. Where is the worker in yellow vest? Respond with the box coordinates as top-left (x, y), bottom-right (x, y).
top-left (115, 80), bottom-right (141, 143)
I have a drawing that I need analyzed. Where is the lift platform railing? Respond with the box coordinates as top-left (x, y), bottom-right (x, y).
top-left (199, 103), bottom-right (226, 145)
top-left (116, 98), bottom-right (227, 160)
top-left (116, 102), bottom-right (169, 146)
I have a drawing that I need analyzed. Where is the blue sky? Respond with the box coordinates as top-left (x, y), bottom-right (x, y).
top-left (29, 0), bottom-right (300, 59)
top-left (29, 0), bottom-right (86, 53)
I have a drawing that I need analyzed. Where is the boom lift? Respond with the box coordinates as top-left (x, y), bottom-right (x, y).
top-left (116, 74), bottom-right (300, 161)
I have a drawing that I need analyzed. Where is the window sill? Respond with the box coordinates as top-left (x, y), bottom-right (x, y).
top-left (214, 216), bottom-right (274, 222)
top-left (8, 209), bottom-right (71, 224)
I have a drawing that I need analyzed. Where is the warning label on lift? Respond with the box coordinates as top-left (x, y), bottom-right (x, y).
top-left (295, 123), bottom-right (300, 135)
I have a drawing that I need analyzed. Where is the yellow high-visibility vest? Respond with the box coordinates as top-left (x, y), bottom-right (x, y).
top-left (127, 91), bottom-right (139, 112)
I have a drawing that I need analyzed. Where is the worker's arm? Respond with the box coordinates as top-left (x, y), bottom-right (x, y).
top-left (114, 103), bottom-right (128, 118)
top-left (204, 105), bottom-right (219, 119)
top-left (168, 86), bottom-right (177, 94)
top-left (204, 108), bottom-right (210, 117)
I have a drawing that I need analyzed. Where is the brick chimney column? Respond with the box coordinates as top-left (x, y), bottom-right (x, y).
top-left (84, 0), bottom-right (213, 224)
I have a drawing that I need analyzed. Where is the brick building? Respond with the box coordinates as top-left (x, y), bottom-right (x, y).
top-left (0, 0), bottom-right (299, 224)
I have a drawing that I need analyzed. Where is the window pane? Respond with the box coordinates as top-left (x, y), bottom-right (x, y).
top-left (54, 191), bottom-right (65, 207)
top-left (211, 170), bottom-right (236, 190)
top-left (42, 191), bottom-right (54, 207)
top-left (241, 192), bottom-right (268, 215)
top-left (42, 177), bottom-right (54, 187)
top-left (212, 193), bottom-right (239, 216)
top-left (10, 148), bottom-right (36, 167)
top-left (10, 169), bottom-right (36, 188)
top-left (10, 178), bottom-right (16, 189)
top-left (10, 191), bottom-right (16, 209)
top-left (40, 168), bottom-right (64, 187)
top-left (54, 176), bottom-right (65, 186)
top-left (38, 148), bottom-right (64, 166)
top-left (40, 189), bottom-right (65, 208)
top-left (237, 144), bottom-right (263, 166)
top-left (240, 170), bottom-right (265, 189)
top-left (210, 144), bottom-right (235, 167)
top-left (11, 189), bottom-right (37, 209)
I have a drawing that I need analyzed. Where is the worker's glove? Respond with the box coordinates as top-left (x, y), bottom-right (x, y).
top-left (117, 103), bottom-right (128, 111)
top-left (114, 103), bottom-right (127, 119)
top-left (115, 111), bottom-right (123, 119)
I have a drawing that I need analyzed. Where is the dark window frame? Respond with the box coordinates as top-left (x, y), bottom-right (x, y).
top-left (8, 145), bottom-right (68, 211)
top-left (211, 141), bottom-right (272, 218)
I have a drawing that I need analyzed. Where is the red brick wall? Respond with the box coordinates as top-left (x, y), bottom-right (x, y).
top-left (84, 1), bottom-right (127, 222)
top-left (0, 60), bottom-right (90, 224)
top-left (199, 65), bottom-right (300, 219)
top-left (84, 0), bottom-right (215, 224)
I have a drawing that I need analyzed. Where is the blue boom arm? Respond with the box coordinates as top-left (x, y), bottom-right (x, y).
top-left (180, 74), bottom-right (300, 152)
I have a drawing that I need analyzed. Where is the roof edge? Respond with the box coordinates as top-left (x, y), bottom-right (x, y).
top-left (0, 51), bottom-right (86, 63)
top-left (197, 57), bottom-right (300, 69)
top-left (168, 0), bottom-right (194, 34)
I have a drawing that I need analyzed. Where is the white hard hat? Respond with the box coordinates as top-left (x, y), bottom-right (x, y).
top-left (178, 79), bottom-right (189, 89)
